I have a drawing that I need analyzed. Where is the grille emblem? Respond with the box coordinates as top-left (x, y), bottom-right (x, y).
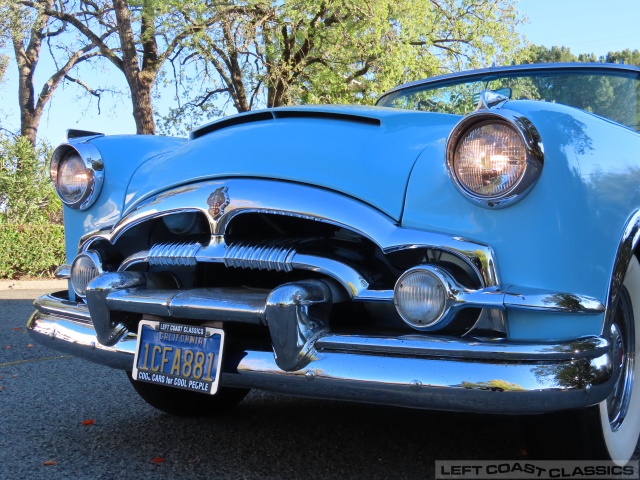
top-left (207, 186), bottom-right (230, 220)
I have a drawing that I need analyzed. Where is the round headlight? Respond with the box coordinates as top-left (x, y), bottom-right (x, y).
top-left (446, 112), bottom-right (543, 208)
top-left (453, 122), bottom-right (526, 197)
top-left (56, 151), bottom-right (88, 204)
top-left (50, 143), bottom-right (104, 210)
top-left (394, 268), bottom-right (447, 330)
top-left (71, 251), bottom-right (103, 298)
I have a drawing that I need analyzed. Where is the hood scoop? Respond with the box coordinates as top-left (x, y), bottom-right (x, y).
top-left (191, 109), bottom-right (381, 140)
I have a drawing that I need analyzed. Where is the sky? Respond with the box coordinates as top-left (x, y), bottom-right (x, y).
top-left (1, 0), bottom-right (639, 146)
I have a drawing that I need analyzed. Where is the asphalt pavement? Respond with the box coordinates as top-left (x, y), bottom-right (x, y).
top-left (1, 282), bottom-right (638, 479)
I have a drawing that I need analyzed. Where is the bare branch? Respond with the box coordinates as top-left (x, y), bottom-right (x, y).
top-left (64, 74), bottom-right (102, 97)
top-left (19, 0), bottom-right (123, 71)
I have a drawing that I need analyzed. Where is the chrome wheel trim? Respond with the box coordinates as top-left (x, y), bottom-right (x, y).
top-left (606, 295), bottom-right (634, 431)
top-left (599, 256), bottom-right (640, 463)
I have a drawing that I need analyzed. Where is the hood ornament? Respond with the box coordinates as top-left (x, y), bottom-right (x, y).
top-left (207, 186), bottom-right (230, 220)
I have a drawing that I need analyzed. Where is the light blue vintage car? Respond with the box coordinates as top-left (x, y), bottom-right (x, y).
top-left (29, 63), bottom-right (640, 463)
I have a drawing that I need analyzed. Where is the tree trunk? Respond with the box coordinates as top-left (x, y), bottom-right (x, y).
top-left (16, 60), bottom-right (40, 146)
top-left (113, 0), bottom-right (156, 135)
top-left (12, 8), bottom-right (46, 147)
top-left (130, 73), bottom-right (156, 134)
top-left (11, 0), bottom-right (98, 146)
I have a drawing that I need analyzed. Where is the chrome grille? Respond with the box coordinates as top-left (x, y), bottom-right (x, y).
top-left (224, 240), bottom-right (297, 272)
top-left (148, 242), bottom-right (200, 266)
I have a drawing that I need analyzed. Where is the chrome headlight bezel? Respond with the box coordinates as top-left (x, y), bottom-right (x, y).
top-left (50, 142), bottom-right (104, 210)
top-left (446, 110), bottom-right (544, 208)
top-left (70, 250), bottom-right (104, 298)
top-left (394, 266), bottom-right (448, 330)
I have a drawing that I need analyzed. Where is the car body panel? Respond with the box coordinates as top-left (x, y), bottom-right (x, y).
top-left (122, 106), bottom-right (460, 220)
top-left (404, 99), bottom-right (640, 339)
top-left (62, 135), bottom-right (186, 259)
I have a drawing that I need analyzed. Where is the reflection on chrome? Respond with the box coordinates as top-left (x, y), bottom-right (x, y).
top-left (29, 290), bottom-right (615, 414)
top-left (102, 179), bottom-right (499, 288)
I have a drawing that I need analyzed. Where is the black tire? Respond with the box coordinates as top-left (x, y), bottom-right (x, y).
top-left (128, 373), bottom-right (250, 416)
top-left (522, 257), bottom-right (640, 463)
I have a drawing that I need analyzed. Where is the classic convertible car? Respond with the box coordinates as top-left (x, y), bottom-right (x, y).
top-left (29, 63), bottom-right (640, 463)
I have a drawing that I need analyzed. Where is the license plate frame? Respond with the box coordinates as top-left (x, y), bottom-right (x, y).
top-left (132, 320), bottom-right (224, 395)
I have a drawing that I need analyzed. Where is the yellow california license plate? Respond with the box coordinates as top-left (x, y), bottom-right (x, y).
top-left (132, 320), bottom-right (224, 395)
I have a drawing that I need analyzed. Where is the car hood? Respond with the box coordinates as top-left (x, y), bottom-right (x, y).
top-left (124, 105), bottom-right (460, 221)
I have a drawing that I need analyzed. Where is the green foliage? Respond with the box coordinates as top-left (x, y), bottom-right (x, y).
top-left (157, 0), bottom-right (527, 135)
top-left (605, 49), bottom-right (640, 67)
top-left (0, 223), bottom-right (65, 278)
top-left (515, 45), bottom-right (640, 130)
top-left (523, 44), bottom-right (640, 68)
top-left (0, 136), bottom-right (64, 278)
top-left (0, 136), bottom-right (61, 225)
top-left (523, 45), bottom-right (579, 63)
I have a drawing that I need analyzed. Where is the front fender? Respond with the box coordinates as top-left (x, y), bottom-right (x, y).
top-left (61, 135), bottom-right (187, 261)
top-left (403, 100), bottom-right (640, 340)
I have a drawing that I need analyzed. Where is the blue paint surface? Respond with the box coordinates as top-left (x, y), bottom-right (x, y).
top-left (60, 99), bottom-right (640, 341)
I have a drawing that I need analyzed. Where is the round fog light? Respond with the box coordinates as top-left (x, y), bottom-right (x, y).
top-left (71, 251), bottom-right (103, 298)
top-left (394, 267), bottom-right (447, 330)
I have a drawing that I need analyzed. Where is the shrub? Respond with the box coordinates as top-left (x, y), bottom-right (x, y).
top-left (0, 136), bottom-right (65, 278)
top-left (0, 223), bottom-right (66, 278)
top-left (0, 136), bottom-right (61, 225)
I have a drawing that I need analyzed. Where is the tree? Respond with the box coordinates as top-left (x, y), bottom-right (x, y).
top-left (0, 39), bottom-right (6, 85)
top-left (606, 49), bottom-right (640, 67)
top-left (523, 45), bottom-right (640, 67)
top-left (159, 0), bottom-right (526, 135)
top-left (523, 45), bottom-right (578, 64)
top-left (26, 0), bottom-right (220, 135)
top-left (515, 44), bottom-right (639, 130)
top-left (0, 0), bottom-right (103, 146)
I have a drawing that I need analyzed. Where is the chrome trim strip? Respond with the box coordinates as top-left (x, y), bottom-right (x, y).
top-left (503, 286), bottom-right (605, 313)
top-left (292, 254), bottom-right (370, 296)
top-left (103, 179), bottom-right (499, 287)
top-left (106, 287), bottom-right (268, 324)
top-left (316, 334), bottom-right (610, 361)
top-left (115, 243), bottom-right (602, 315)
top-left (394, 265), bottom-right (604, 325)
top-left (604, 210), bottom-right (640, 330)
top-left (119, 241), bottom-right (372, 300)
top-left (27, 298), bottom-right (614, 414)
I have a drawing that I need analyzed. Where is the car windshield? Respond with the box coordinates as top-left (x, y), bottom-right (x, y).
top-left (377, 67), bottom-right (640, 131)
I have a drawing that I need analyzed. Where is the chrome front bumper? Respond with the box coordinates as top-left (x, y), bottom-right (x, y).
top-left (28, 291), bottom-right (614, 414)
